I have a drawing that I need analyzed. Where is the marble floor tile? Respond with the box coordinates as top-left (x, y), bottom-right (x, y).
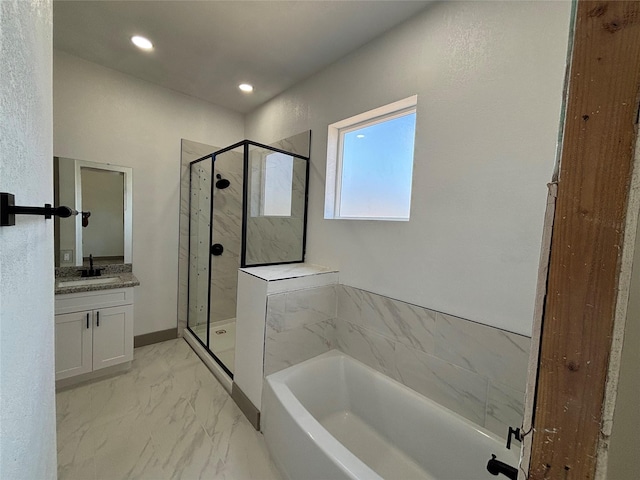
top-left (57, 456), bottom-right (96, 480)
top-left (214, 419), bottom-right (283, 480)
top-left (56, 382), bottom-right (92, 435)
top-left (93, 410), bottom-right (164, 480)
top-left (56, 338), bottom-right (282, 480)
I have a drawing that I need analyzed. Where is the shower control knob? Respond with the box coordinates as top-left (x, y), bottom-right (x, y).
top-left (211, 243), bottom-right (224, 256)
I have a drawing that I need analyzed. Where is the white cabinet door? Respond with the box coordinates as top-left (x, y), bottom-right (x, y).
top-left (55, 311), bottom-right (93, 380)
top-left (92, 305), bottom-right (134, 370)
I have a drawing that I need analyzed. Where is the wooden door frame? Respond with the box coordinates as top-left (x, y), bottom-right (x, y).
top-left (524, 1), bottom-right (640, 478)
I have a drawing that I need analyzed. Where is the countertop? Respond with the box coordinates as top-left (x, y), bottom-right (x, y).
top-left (55, 273), bottom-right (140, 295)
top-left (55, 264), bottom-right (140, 295)
top-left (239, 263), bottom-right (337, 281)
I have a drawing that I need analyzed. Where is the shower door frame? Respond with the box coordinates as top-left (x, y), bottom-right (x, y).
top-left (186, 140), bottom-right (310, 378)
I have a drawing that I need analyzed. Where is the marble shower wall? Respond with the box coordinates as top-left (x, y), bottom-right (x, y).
top-left (264, 284), bottom-right (338, 376)
top-left (335, 285), bottom-right (531, 439)
top-left (268, 130), bottom-right (311, 158)
top-left (210, 150), bottom-right (243, 322)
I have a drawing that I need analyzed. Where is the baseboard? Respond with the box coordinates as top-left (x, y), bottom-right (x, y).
top-left (56, 362), bottom-right (131, 391)
top-left (134, 328), bottom-right (178, 347)
top-left (232, 382), bottom-right (260, 430)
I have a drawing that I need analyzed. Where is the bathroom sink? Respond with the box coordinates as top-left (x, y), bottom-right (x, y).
top-left (58, 277), bottom-right (120, 287)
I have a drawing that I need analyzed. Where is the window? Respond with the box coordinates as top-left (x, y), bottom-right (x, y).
top-left (324, 95), bottom-right (417, 220)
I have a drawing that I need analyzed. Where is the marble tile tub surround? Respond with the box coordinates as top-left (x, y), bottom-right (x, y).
top-left (262, 282), bottom-right (529, 440)
top-left (236, 263), bottom-right (338, 410)
top-left (264, 284), bottom-right (338, 376)
top-left (335, 285), bottom-right (531, 439)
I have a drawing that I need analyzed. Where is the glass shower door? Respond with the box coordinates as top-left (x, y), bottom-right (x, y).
top-left (188, 157), bottom-right (212, 348)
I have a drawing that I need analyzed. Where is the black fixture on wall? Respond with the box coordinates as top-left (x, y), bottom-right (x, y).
top-left (0, 192), bottom-right (82, 227)
top-left (215, 174), bottom-right (230, 190)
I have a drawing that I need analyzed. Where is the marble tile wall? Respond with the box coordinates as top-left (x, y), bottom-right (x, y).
top-left (245, 217), bottom-right (305, 265)
top-left (264, 285), bottom-right (338, 376)
top-left (268, 130), bottom-right (311, 158)
top-left (335, 285), bottom-right (531, 439)
top-left (210, 150), bottom-right (243, 323)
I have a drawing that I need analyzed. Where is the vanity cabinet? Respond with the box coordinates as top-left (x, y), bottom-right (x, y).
top-left (55, 288), bottom-right (134, 381)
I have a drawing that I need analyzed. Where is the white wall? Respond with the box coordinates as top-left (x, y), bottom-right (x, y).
top-left (245, 1), bottom-right (572, 336)
top-left (0, 1), bottom-right (57, 478)
top-left (53, 50), bottom-right (244, 336)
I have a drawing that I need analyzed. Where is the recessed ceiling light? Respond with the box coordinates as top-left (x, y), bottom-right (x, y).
top-left (239, 84), bottom-right (254, 93)
top-left (356, 134), bottom-right (365, 138)
top-left (131, 35), bottom-right (153, 50)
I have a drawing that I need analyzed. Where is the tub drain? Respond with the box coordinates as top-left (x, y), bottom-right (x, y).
top-left (215, 329), bottom-right (227, 335)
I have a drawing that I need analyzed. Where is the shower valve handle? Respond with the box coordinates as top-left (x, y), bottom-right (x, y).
top-left (211, 244), bottom-right (224, 256)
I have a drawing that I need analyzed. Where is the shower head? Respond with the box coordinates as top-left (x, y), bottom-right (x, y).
top-left (215, 174), bottom-right (230, 190)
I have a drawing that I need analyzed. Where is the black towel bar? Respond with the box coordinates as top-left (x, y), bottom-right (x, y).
top-left (1, 192), bottom-right (80, 227)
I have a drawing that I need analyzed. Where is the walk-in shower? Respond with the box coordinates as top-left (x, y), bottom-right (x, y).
top-left (186, 140), bottom-right (310, 377)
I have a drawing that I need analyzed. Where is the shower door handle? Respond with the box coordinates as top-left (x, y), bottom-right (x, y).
top-left (211, 243), bottom-right (224, 256)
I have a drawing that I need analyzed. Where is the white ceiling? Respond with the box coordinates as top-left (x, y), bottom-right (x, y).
top-left (53, 1), bottom-right (432, 114)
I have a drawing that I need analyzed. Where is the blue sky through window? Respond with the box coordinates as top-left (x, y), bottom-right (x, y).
top-left (340, 111), bottom-right (416, 218)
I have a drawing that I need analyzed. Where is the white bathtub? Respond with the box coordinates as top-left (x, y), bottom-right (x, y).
top-left (262, 350), bottom-right (520, 480)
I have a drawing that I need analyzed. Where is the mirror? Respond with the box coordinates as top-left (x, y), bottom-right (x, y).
top-left (54, 157), bottom-right (132, 267)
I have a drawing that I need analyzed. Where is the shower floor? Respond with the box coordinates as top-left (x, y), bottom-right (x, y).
top-left (192, 319), bottom-right (236, 373)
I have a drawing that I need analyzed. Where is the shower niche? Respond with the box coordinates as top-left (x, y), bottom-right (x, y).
top-left (186, 138), bottom-right (310, 378)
